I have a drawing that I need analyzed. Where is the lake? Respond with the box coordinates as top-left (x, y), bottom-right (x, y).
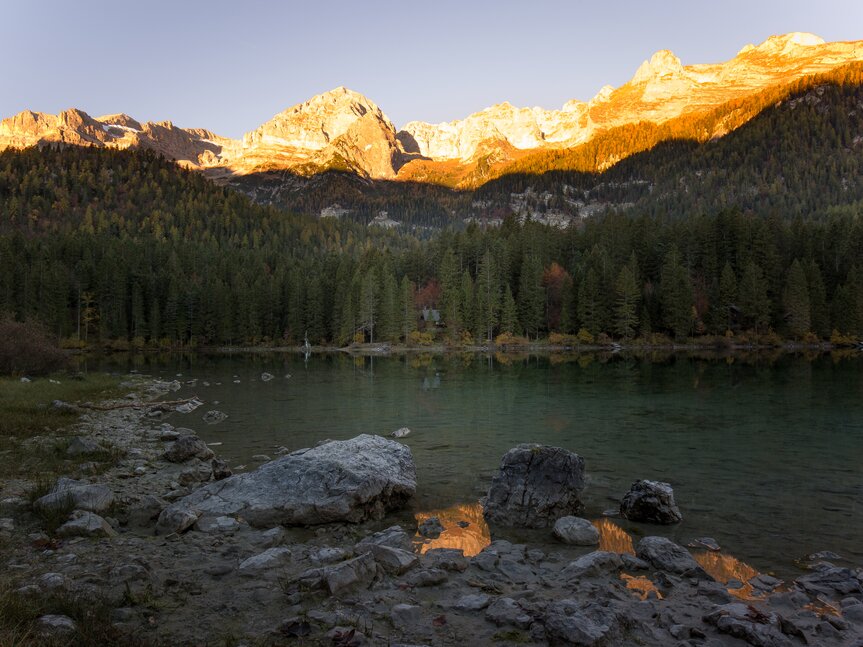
top-left (89, 350), bottom-right (863, 581)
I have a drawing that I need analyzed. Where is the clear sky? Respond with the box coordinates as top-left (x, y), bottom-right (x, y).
top-left (1, 0), bottom-right (861, 137)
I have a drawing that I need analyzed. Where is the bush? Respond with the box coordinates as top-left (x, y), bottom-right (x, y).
top-left (0, 318), bottom-right (66, 376)
top-left (407, 331), bottom-right (434, 346)
top-left (576, 328), bottom-right (595, 344)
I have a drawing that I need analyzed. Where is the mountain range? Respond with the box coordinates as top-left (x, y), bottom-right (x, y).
top-left (0, 33), bottom-right (863, 189)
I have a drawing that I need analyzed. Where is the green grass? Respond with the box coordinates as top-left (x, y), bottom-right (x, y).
top-left (0, 374), bottom-right (125, 480)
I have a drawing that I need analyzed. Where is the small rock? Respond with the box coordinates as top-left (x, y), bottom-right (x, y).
top-left (368, 545), bottom-right (419, 575)
top-left (688, 537), bottom-right (721, 551)
top-left (211, 459), bottom-right (232, 480)
top-left (254, 527), bottom-right (286, 548)
top-left (562, 551), bottom-right (623, 578)
top-left (37, 614), bottom-right (76, 636)
top-left (251, 454), bottom-right (272, 462)
top-left (66, 437), bottom-right (102, 456)
top-left (261, 372), bottom-right (274, 382)
top-left (195, 515), bottom-right (240, 533)
top-left (418, 516), bottom-right (445, 538)
top-left (453, 593), bottom-right (490, 610)
top-left (37, 573), bottom-right (68, 590)
top-left (155, 506), bottom-right (200, 535)
top-left (238, 547), bottom-right (292, 574)
top-left (391, 603), bottom-right (422, 628)
top-left (56, 511), bottom-right (117, 538)
top-left (423, 548), bottom-right (468, 572)
top-left (310, 547), bottom-right (349, 565)
top-left (620, 480), bottom-right (683, 524)
top-left (637, 536), bottom-right (708, 578)
top-left (486, 597), bottom-right (532, 629)
top-left (391, 427), bottom-right (411, 438)
top-left (406, 568), bottom-right (448, 587)
top-left (0, 517), bottom-right (14, 533)
top-left (163, 435), bottom-right (214, 463)
top-left (202, 410), bottom-right (228, 424)
top-left (552, 516), bottom-right (600, 546)
top-left (357, 525), bottom-right (413, 552)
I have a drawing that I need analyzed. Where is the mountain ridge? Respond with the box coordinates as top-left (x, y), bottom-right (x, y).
top-left (1, 32), bottom-right (862, 188)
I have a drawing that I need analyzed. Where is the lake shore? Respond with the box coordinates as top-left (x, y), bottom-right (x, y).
top-left (1, 377), bottom-right (861, 646)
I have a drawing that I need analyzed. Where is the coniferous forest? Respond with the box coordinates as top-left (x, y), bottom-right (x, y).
top-left (1, 80), bottom-right (863, 349)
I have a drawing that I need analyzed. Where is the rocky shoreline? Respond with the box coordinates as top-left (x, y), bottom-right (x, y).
top-left (1, 377), bottom-right (862, 646)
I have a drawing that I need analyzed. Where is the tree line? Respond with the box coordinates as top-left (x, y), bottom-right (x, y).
top-left (2, 145), bottom-right (863, 347)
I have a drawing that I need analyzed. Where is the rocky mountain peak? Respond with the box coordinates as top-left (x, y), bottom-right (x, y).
top-left (632, 50), bottom-right (684, 84)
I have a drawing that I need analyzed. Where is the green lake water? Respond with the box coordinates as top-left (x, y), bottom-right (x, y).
top-left (93, 351), bottom-right (863, 579)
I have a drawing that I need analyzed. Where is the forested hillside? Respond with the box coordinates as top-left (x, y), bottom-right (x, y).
top-left (1, 146), bottom-right (862, 347)
top-left (241, 69), bottom-right (863, 228)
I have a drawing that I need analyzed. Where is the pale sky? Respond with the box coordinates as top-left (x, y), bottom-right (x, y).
top-left (1, 0), bottom-right (861, 137)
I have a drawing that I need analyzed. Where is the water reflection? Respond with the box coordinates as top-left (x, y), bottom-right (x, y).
top-left (694, 551), bottom-right (761, 600)
top-left (414, 502), bottom-right (491, 557)
top-left (620, 573), bottom-right (663, 600)
top-left (593, 518), bottom-right (635, 555)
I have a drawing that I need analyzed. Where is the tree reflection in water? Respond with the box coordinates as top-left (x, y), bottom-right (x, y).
top-left (414, 502), bottom-right (491, 557)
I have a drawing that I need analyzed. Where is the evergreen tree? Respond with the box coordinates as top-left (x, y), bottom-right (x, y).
top-left (782, 259), bottom-right (811, 338)
top-left (660, 248), bottom-right (693, 339)
top-left (716, 262), bottom-right (738, 333)
top-left (613, 262), bottom-right (640, 339)
top-left (517, 253), bottom-right (544, 339)
top-left (738, 261), bottom-right (771, 332)
top-left (499, 284), bottom-right (518, 335)
top-left (399, 276), bottom-right (416, 342)
top-left (475, 250), bottom-right (500, 342)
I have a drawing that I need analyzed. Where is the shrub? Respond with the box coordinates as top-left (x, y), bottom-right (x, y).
top-left (576, 328), bottom-right (595, 344)
top-left (0, 318), bottom-right (66, 376)
top-left (407, 331), bottom-right (434, 346)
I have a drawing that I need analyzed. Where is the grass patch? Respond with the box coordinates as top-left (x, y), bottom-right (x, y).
top-left (0, 374), bottom-right (125, 480)
top-left (0, 579), bottom-right (149, 647)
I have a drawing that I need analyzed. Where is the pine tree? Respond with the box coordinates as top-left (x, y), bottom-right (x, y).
top-left (577, 269), bottom-right (603, 336)
top-left (517, 253), bottom-right (544, 339)
top-left (660, 248), bottom-right (693, 339)
top-left (475, 250), bottom-right (500, 342)
top-left (359, 269), bottom-right (379, 343)
top-left (804, 260), bottom-right (829, 338)
top-left (716, 262), bottom-right (738, 333)
top-left (782, 259), bottom-right (810, 338)
top-left (499, 284), bottom-right (518, 335)
top-left (439, 248), bottom-right (461, 336)
top-left (399, 276), bottom-right (416, 342)
top-left (459, 270), bottom-right (475, 336)
top-left (613, 262), bottom-right (640, 339)
top-left (738, 261), bottom-right (770, 333)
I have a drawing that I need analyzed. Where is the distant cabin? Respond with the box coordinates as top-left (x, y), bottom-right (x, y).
top-left (421, 308), bottom-right (441, 325)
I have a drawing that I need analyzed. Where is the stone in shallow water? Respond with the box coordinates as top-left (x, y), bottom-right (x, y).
top-left (553, 516), bottom-right (600, 546)
top-left (620, 480), bottom-right (682, 524)
top-left (484, 444), bottom-right (586, 528)
top-left (417, 516), bottom-right (445, 538)
top-left (636, 536), bottom-right (708, 578)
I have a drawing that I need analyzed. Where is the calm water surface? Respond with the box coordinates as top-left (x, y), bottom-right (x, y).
top-left (96, 352), bottom-right (863, 579)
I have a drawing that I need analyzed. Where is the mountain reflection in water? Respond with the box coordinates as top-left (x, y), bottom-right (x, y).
top-left (414, 502), bottom-right (491, 557)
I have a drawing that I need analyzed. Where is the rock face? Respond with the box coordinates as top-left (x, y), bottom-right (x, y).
top-left (483, 444), bottom-right (586, 528)
top-left (620, 480), bottom-right (683, 524)
top-left (553, 516), bottom-right (600, 546)
top-left (161, 435), bottom-right (416, 527)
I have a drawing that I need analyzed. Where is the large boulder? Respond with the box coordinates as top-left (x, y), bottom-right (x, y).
top-left (483, 444), bottom-right (586, 528)
top-left (620, 480), bottom-right (682, 524)
top-left (159, 435), bottom-right (416, 527)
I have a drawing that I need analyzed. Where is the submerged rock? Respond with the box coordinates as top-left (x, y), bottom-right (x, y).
top-left (418, 516), bottom-right (445, 538)
top-left (620, 480), bottom-right (682, 524)
top-left (553, 516), bottom-right (600, 546)
top-left (483, 444), bottom-right (586, 528)
top-left (160, 434), bottom-right (416, 527)
top-left (391, 427), bottom-right (411, 438)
